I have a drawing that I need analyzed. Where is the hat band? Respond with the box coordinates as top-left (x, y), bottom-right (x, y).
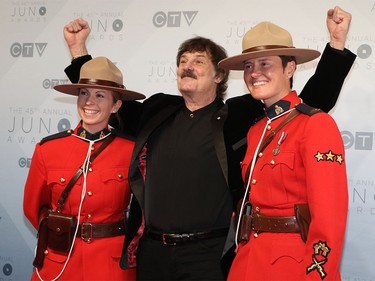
top-left (242, 45), bottom-right (295, 54)
top-left (78, 78), bottom-right (126, 89)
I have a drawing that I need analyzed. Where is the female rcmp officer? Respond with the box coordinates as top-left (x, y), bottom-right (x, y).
top-left (219, 21), bottom-right (349, 281)
top-left (23, 57), bottom-right (145, 280)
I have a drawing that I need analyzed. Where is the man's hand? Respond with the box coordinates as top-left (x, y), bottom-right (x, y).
top-left (63, 18), bottom-right (90, 59)
top-left (327, 6), bottom-right (352, 51)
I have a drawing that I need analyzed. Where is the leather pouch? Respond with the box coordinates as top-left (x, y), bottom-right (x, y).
top-left (47, 212), bottom-right (77, 253)
top-left (294, 203), bottom-right (311, 243)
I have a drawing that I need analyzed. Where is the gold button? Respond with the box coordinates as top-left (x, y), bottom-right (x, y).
top-left (87, 214), bottom-right (92, 219)
top-left (118, 174), bottom-right (123, 179)
top-left (270, 160), bottom-right (275, 165)
top-left (44, 250), bottom-right (48, 255)
top-left (252, 179), bottom-right (257, 184)
top-left (87, 191), bottom-right (93, 196)
top-left (56, 227), bottom-right (61, 232)
top-left (258, 152), bottom-right (263, 157)
top-left (91, 146), bottom-right (95, 151)
top-left (267, 125), bottom-right (272, 130)
top-left (254, 233), bottom-right (259, 238)
top-left (88, 167), bottom-right (93, 172)
top-left (60, 177), bottom-right (65, 183)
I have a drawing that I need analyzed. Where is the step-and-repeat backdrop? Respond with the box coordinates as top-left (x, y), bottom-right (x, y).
top-left (1, 0), bottom-right (374, 280)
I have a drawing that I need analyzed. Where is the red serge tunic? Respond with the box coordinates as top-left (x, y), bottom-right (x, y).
top-left (23, 124), bottom-right (135, 281)
top-left (228, 92), bottom-right (348, 281)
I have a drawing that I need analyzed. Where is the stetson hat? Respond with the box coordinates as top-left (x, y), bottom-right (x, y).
top-left (218, 22), bottom-right (321, 70)
top-left (54, 56), bottom-right (145, 100)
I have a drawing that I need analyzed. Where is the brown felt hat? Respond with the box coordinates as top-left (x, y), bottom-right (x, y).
top-left (219, 22), bottom-right (321, 70)
top-left (54, 57), bottom-right (145, 100)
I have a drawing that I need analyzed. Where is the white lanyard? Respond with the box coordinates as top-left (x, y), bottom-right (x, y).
top-left (235, 108), bottom-right (295, 248)
top-left (36, 133), bottom-right (111, 281)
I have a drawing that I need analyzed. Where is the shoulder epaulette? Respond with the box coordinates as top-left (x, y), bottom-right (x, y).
top-left (252, 113), bottom-right (266, 125)
top-left (39, 130), bottom-right (73, 145)
top-left (110, 129), bottom-right (136, 141)
top-left (295, 103), bottom-right (322, 116)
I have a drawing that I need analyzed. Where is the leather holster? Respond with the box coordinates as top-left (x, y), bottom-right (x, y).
top-left (32, 206), bottom-right (50, 269)
top-left (294, 203), bottom-right (311, 243)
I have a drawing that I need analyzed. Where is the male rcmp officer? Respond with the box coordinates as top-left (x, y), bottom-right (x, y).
top-left (62, 6), bottom-right (355, 280)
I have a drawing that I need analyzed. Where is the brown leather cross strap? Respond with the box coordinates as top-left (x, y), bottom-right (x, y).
top-left (57, 134), bottom-right (116, 208)
top-left (244, 108), bottom-right (300, 183)
top-left (258, 108), bottom-right (300, 154)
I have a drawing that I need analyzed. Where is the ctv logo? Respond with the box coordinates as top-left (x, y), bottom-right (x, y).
top-left (342, 131), bottom-right (373, 150)
top-left (19, 157), bottom-right (32, 168)
top-left (10, 42), bottom-right (47, 57)
top-left (153, 11), bottom-right (198, 27)
top-left (43, 79), bottom-right (69, 89)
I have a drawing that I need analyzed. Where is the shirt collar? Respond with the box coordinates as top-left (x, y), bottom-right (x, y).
top-left (183, 98), bottom-right (222, 119)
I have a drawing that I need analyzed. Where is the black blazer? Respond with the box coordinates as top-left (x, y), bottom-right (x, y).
top-left (65, 44), bottom-right (355, 274)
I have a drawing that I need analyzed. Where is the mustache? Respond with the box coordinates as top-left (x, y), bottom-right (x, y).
top-left (181, 69), bottom-right (197, 79)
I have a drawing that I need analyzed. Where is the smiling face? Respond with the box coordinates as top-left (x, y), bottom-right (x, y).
top-left (177, 51), bottom-right (222, 104)
top-left (243, 56), bottom-right (296, 107)
top-left (77, 88), bottom-right (122, 133)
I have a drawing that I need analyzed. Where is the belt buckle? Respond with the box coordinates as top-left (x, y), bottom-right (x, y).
top-left (162, 234), bottom-right (176, 246)
top-left (81, 222), bottom-right (93, 243)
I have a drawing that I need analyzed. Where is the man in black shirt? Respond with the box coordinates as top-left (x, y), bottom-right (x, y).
top-left (63, 6), bottom-right (355, 280)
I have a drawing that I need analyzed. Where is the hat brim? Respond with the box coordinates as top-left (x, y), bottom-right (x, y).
top-left (218, 48), bottom-right (321, 70)
top-left (54, 83), bottom-right (145, 101)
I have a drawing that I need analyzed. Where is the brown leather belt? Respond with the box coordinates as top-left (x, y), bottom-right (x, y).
top-left (77, 220), bottom-right (125, 242)
top-left (147, 228), bottom-right (228, 246)
top-left (252, 212), bottom-right (300, 233)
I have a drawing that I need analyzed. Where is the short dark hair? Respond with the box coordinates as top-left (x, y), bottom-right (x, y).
top-left (280, 56), bottom-right (296, 89)
top-left (176, 36), bottom-right (229, 100)
top-left (112, 91), bottom-right (122, 102)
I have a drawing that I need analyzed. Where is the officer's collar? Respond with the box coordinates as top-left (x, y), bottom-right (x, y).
top-left (264, 91), bottom-right (299, 120)
top-left (77, 125), bottom-right (111, 141)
